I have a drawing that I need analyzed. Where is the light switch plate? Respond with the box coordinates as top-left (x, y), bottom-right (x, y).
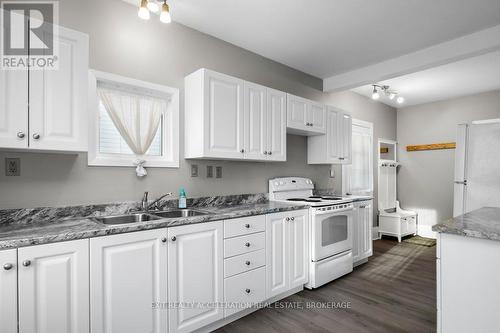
top-left (5, 158), bottom-right (20, 176)
top-left (191, 164), bottom-right (198, 177)
top-left (206, 165), bottom-right (213, 178)
top-left (216, 166), bottom-right (222, 178)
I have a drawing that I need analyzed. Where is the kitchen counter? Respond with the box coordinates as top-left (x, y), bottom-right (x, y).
top-left (432, 207), bottom-right (500, 241)
top-left (0, 201), bottom-right (309, 250)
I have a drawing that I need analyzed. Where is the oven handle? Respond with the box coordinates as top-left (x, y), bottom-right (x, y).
top-left (313, 207), bottom-right (353, 215)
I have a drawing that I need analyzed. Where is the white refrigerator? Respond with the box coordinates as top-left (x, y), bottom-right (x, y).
top-left (453, 120), bottom-right (500, 217)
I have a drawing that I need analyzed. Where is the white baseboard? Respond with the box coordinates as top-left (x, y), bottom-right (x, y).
top-left (418, 224), bottom-right (437, 239)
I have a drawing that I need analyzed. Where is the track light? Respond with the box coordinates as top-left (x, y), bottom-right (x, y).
top-left (388, 92), bottom-right (396, 100)
top-left (138, 0), bottom-right (150, 20)
top-left (160, 1), bottom-right (171, 23)
top-left (147, 0), bottom-right (159, 12)
top-left (397, 96), bottom-right (405, 104)
top-left (371, 86), bottom-right (380, 100)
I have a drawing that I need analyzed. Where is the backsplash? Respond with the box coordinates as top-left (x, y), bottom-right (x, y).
top-left (0, 193), bottom-right (268, 226)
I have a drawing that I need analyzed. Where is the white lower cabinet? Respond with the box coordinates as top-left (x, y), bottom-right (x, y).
top-left (353, 200), bottom-right (373, 264)
top-left (224, 267), bottom-right (266, 317)
top-left (168, 221), bottom-right (224, 333)
top-left (18, 239), bottom-right (89, 333)
top-left (0, 249), bottom-right (17, 333)
top-left (266, 210), bottom-right (309, 298)
top-left (90, 229), bottom-right (168, 333)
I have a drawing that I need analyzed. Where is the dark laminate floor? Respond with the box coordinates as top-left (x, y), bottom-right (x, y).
top-left (216, 238), bottom-right (436, 333)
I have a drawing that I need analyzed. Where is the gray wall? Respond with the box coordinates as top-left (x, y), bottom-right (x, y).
top-left (397, 89), bottom-right (500, 236)
top-left (0, 0), bottom-right (396, 209)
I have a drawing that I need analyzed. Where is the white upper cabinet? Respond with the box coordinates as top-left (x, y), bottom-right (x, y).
top-left (0, 70), bottom-right (29, 149)
top-left (286, 94), bottom-right (326, 135)
top-left (168, 220), bottom-right (224, 333)
top-left (0, 249), bottom-right (17, 333)
top-left (0, 26), bottom-right (88, 152)
top-left (90, 230), bottom-right (167, 333)
top-left (307, 106), bottom-right (352, 164)
top-left (18, 239), bottom-right (89, 333)
top-left (185, 68), bottom-right (286, 161)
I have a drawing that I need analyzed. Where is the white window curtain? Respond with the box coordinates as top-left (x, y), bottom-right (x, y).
top-left (97, 87), bottom-right (167, 156)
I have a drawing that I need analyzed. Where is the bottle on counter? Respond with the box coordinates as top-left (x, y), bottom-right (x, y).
top-left (178, 188), bottom-right (187, 209)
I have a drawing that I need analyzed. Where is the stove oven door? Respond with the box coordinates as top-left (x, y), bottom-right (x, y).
top-left (311, 208), bottom-right (353, 261)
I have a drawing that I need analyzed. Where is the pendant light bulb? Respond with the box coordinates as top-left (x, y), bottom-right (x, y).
top-left (147, 0), bottom-right (159, 12)
top-left (371, 86), bottom-right (380, 100)
top-left (160, 1), bottom-right (172, 23)
top-left (138, 0), bottom-right (150, 20)
top-left (397, 96), bottom-right (405, 104)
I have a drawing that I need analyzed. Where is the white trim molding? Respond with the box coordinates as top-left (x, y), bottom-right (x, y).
top-left (323, 24), bottom-right (500, 92)
top-left (88, 70), bottom-right (180, 168)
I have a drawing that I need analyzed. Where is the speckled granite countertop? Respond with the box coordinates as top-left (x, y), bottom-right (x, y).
top-left (432, 207), bottom-right (500, 241)
top-left (0, 201), bottom-right (309, 250)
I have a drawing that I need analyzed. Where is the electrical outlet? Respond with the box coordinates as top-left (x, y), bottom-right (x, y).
top-left (191, 164), bottom-right (198, 177)
top-left (5, 158), bottom-right (20, 176)
top-left (206, 165), bottom-right (213, 178)
top-left (216, 166), bottom-right (222, 178)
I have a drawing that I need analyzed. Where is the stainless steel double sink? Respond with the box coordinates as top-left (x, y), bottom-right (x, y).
top-left (95, 209), bottom-right (213, 225)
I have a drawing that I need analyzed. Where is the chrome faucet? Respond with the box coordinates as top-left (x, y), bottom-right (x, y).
top-left (142, 192), bottom-right (173, 212)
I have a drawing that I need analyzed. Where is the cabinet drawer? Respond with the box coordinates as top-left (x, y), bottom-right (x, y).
top-left (224, 215), bottom-right (265, 238)
top-left (224, 232), bottom-right (265, 258)
top-left (224, 267), bottom-right (266, 317)
top-left (224, 249), bottom-right (265, 278)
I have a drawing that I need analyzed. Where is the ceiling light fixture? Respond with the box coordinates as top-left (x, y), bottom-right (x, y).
top-left (147, 0), bottom-right (159, 12)
top-left (397, 96), bottom-right (405, 104)
top-left (138, 0), bottom-right (150, 20)
top-left (371, 86), bottom-right (380, 100)
top-left (371, 84), bottom-right (405, 104)
top-left (160, 0), bottom-right (172, 23)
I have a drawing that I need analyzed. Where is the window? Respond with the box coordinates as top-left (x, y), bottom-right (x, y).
top-left (88, 70), bottom-right (179, 167)
top-left (342, 119), bottom-right (373, 195)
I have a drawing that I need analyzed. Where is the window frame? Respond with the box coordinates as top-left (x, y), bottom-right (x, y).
top-left (342, 118), bottom-right (374, 195)
top-left (88, 70), bottom-right (179, 168)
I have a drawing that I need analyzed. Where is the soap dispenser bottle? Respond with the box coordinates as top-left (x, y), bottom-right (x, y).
top-left (178, 188), bottom-right (187, 209)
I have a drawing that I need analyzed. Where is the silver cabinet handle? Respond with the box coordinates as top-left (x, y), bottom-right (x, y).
top-left (291, 217), bottom-right (295, 221)
top-left (286, 217), bottom-right (290, 221)
top-left (245, 261), bottom-right (251, 266)
top-left (17, 132), bottom-right (25, 139)
top-left (244, 224), bottom-right (250, 229)
top-left (264, 151), bottom-right (268, 155)
top-left (268, 151), bottom-right (272, 155)
top-left (161, 237), bottom-right (167, 243)
top-left (32, 133), bottom-right (40, 140)
top-left (240, 149), bottom-right (245, 153)
top-left (244, 242), bottom-right (250, 247)
top-left (22, 260), bottom-right (31, 267)
top-left (171, 236), bottom-right (176, 241)
top-left (245, 288), bottom-right (251, 294)
top-left (3, 263), bottom-right (13, 270)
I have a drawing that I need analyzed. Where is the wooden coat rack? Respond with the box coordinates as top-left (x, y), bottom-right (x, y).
top-left (406, 142), bottom-right (456, 152)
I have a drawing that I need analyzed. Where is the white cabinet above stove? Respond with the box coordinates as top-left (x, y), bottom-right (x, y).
top-left (307, 106), bottom-right (352, 164)
top-left (184, 69), bottom-right (286, 161)
top-left (286, 94), bottom-right (326, 136)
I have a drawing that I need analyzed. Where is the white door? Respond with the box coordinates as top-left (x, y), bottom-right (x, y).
top-left (0, 69), bottom-right (29, 148)
top-left (168, 221), bottom-right (223, 333)
top-left (266, 88), bottom-right (286, 161)
top-left (266, 212), bottom-right (288, 298)
top-left (288, 211), bottom-right (309, 288)
top-left (340, 113), bottom-right (353, 164)
top-left (287, 94), bottom-right (308, 131)
top-left (29, 26), bottom-right (88, 152)
top-left (204, 70), bottom-right (244, 159)
top-left (307, 102), bottom-right (326, 133)
top-left (326, 107), bottom-right (342, 162)
top-left (244, 81), bottom-right (267, 160)
top-left (90, 230), bottom-right (168, 333)
top-left (18, 239), bottom-right (89, 333)
top-left (0, 249), bottom-right (17, 333)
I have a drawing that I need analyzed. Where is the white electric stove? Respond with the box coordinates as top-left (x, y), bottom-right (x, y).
top-left (269, 177), bottom-right (354, 289)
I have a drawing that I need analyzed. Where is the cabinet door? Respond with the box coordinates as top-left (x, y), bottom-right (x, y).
top-left (288, 211), bottom-right (309, 289)
top-left (266, 212), bottom-right (288, 298)
top-left (90, 230), bottom-right (167, 333)
top-left (362, 203), bottom-right (373, 258)
top-left (287, 94), bottom-right (308, 131)
top-left (0, 69), bottom-right (29, 148)
top-left (18, 239), bottom-right (89, 333)
top-left (266, 88), bottom-right (286, 161)
top-left (307, 102), bottom-right (326, 134)
top-left (340, 113), bottom-right (352, 164)
top-left (326, 107), bottom-right (342, 162)
top-left (0, 249), bottom-right (17, 333)
top-left (352, 207), bottom-right (361, 262)
top-left (168, 221), bottom-right (223, 333)
top-left (29, 26), bottom-right (88, 152)
top-left (244, 82), bottom-right (267, 160)
top-left (204, 70), bottom-right (245, 159)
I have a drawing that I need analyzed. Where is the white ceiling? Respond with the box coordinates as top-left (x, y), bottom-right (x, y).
top-left (121, 0), bottom-right (500, 79)
top-left (351, 50), bottom-right (500, 108)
